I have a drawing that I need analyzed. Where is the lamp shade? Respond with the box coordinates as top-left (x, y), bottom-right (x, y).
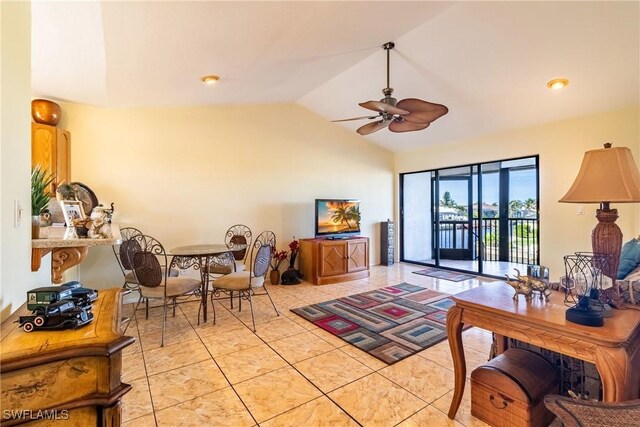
top-left (559, 145), bottom-right (640, 203)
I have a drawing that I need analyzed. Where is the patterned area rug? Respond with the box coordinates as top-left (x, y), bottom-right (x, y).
top-left (412, 267), bottom-right (475, 282)
top-left (291, 283), bottom-right (464, 364)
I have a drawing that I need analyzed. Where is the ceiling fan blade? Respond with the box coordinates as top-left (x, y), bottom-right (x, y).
top-left (357, 120), bottom-right (390, 135)
top-left (331, 115), bottom-right (379, 123)
top-left (389, 120), bottom-right (430, 133)
top-left (396, 98), bottom-right (449, 124)
top-left (359, 101), bottom-right (409, 115)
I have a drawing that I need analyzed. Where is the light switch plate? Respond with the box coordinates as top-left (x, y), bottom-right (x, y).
top-left (576, 205), bottom-right (584, 215)
top-left (14, 200), bottom-right (22, 227)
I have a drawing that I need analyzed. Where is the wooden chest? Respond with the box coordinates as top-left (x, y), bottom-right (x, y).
top-left (471, 348), bottom-right (558, 427)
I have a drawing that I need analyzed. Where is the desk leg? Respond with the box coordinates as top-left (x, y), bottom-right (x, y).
top-left (447, 305), bottom-right (466, 419)
top-left (595, 346), bottom-right (636, 402)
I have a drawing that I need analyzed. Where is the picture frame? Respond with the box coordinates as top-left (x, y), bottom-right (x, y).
top-left (60, 200), bottom-right (85, 227)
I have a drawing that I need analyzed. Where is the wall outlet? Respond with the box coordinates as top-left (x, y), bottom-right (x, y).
top-left (576, 205), bottom-right (584, 215)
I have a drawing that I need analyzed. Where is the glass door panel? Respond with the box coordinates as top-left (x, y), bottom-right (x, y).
top-left (479, 162), bottom-right (502, 275)
top-left (401, 172), bottom-right (434, 264)
top-left (436, 166), bottom-right (478, 273)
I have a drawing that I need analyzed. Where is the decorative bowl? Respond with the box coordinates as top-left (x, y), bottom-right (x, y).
top-left (31, 99), bottom-right (62, 126)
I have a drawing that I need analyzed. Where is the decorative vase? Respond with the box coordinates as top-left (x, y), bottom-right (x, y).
top-left (32, 216), bottom-right (41, 239)
top-left (269, 269), bottom-right (280, 285)
top-left (31, 99), bottom-right (62, 126)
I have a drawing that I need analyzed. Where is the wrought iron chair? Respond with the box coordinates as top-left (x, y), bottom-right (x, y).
top-left (129, 234), bottom-right (202, 346)
top-left (112, 227), bottom-right (179, 291)
top-left (208, 225), bottom-right (252, 309)
top-left (112, 227), bottom-right (144, 289)
top-left (210, 230), bottom-right (279, 331)
top-left (209, 224), bottom-right (252, 275)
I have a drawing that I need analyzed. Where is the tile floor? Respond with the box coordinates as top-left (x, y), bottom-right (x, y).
top-left (120, 263), bottom-right (495, 427)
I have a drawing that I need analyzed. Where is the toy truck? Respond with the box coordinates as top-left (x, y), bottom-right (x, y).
top-left (26, 287), bottom-right (74, 312)
top-left (18, 299), bottom-right (93, 332)
top-left (60, 281), bottom-right (98, 305)
top-left (26, 285), bottom-right (95, 314)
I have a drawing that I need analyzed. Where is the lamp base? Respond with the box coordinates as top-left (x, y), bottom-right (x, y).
top-left (566, 293), bottom-right (605, 327)
top-left (566, 307), bottom-right (605, 327)
top-left (592, 205), bottom-right (622, 280)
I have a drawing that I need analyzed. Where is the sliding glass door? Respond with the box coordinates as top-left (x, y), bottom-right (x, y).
top-left (400, 156), bottom-right (539, 277)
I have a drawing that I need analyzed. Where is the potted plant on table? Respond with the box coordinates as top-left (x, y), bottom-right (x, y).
top-left (269, 250), bottom-right (288, 285)
top-left (31, 165), bottom-right (55, 239)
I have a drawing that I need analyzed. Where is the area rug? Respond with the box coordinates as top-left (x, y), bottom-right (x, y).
top-left (291, 283), bottom-right (467, 364)
top-left (412, 267), bottom-right (476, 282)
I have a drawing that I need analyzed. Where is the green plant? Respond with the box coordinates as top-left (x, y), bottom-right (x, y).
top-left (31, 165), bottom-right (55, 215)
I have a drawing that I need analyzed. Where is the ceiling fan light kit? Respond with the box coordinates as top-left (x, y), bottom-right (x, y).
top-left (333, 41), bottom-right (448, 136)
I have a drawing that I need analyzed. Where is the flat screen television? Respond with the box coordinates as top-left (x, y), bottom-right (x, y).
top-left (315, 199), bottom-right (361, 239)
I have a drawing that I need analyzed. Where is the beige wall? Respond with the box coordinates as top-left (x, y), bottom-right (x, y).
top-left (0, 2), bottom-right (34, 320)
top-left (395, 107), bottom-right (640, 280)
top-left (60, 103), bottom-right (394, 289)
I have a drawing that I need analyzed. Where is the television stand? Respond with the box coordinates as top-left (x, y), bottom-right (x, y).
top-left (299, 237), bottom-right (369, 285)
top-left (325, 235), bottom-right (349, 240)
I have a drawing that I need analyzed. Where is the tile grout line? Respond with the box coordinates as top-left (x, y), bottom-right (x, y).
top-left (122, 267), bottom-right (489, 426)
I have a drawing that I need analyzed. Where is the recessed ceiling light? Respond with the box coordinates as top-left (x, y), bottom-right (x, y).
top-left (547, 78), bottom-right (569, 90)
top-left (201, 75), bottom-right (220, 85)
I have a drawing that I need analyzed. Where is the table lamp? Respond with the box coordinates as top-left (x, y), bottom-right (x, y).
top-left (559, 143), bottom-right (640, 280)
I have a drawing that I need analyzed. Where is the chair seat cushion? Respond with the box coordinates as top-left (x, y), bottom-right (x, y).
top-left (209, 261), bottom-right (246, 275)
top-left (212, 271), bottom-right (264, 290)
top-left (125, 267), bottom-right (179, 284)
top-left (139, 277), bottom-right (201, 299)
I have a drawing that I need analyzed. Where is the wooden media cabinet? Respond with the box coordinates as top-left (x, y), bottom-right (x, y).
top-left (299, 237), bottom-right (369, 285)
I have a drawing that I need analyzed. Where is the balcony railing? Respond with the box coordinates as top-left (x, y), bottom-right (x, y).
top-left (437, 218), bottom-right (538, 264)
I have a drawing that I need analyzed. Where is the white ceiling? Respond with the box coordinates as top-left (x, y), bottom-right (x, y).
top-left (32, 1), bottom-right (639, 153)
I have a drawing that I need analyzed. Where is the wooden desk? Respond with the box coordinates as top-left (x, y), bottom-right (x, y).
top-left (1, 289), bottom-right (134, 426)
top-left (446, 281), bottom-right (640, 419)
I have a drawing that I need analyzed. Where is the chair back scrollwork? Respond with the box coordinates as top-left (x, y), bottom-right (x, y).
top-left (113, 227), bottom-right (143, 274)
top-left (225, 224), bottom-right (252, 261)
top-left (130, 234), bottom-right (169, 289)
top-left (250, 231), bottom-right (276, 278)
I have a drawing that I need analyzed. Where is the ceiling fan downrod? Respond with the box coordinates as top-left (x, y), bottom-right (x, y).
top-left (382, 42), bottom-right (396, 106)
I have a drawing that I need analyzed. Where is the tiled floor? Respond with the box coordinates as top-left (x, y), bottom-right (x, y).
top-left (121, 263), bottom-right (495, 427)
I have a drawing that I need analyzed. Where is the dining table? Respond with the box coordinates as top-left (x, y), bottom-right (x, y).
top-left (168, 244), bottom-right (232, 323)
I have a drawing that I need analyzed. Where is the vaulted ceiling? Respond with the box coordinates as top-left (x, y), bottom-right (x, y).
top-left (32, 1), bottom-right (639, 152)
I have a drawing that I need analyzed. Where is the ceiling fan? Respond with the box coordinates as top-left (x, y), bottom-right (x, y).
top-left (333, 42), bottom-right (448, 136)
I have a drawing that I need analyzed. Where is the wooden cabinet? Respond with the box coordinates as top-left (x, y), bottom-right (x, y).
top-left (1, 289), bottom-right (134, 426)
top-left (380, 220), bottom-right (394, 266)
top-left (300, 237), bottom-right (369, 285)
top-left (31, 123), bottom-right (70, 193)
